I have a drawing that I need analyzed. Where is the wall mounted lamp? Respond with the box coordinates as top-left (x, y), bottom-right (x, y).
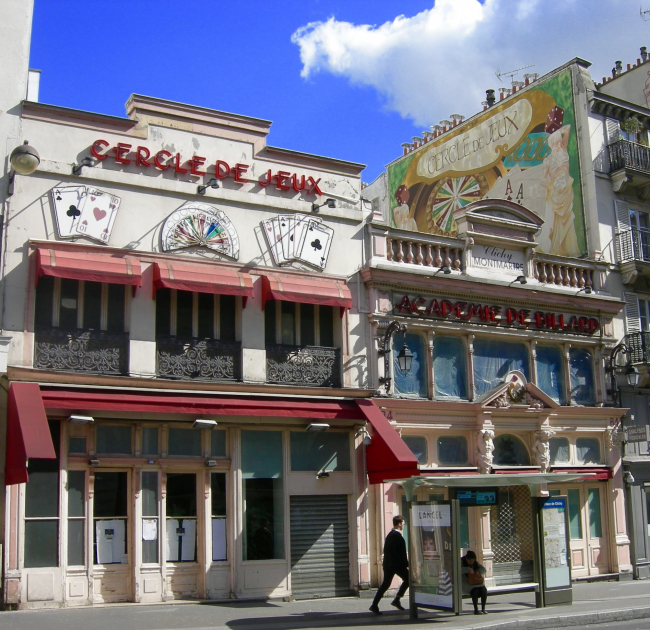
top-left (205, 460), bottom-right (218, 468)
top-left (515, 275), bottom-right (527, 285)
top-left (89, 459), bottom-right (100, 467)
top-left (68, 414), bottom-right (94, 424)
top-left (311, 198), bottom-right (336, 213)
top-left (377, 320), bottom-right (413, 394)
top-left (576, 286), bottom-right (593, 295)
top-left (7, 140), bottom-right (40, 196)
top-left (72, 156), bottom-right (94, 175)
top-left (306, 423), bottom-right (329, 432)
top-left (198, 178), bottom-right (220, 195)
top-left (606, 342), bottom-right (640, 407)
top-left (356, 427), bottom-right (372, 447)
top-left (317, 471), bottom-right (330, 479)
top-left (193, 419), bottom-right (218, 429)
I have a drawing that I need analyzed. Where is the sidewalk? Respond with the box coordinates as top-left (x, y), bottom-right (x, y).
top-left (1, 579), bottom-right (649, 630)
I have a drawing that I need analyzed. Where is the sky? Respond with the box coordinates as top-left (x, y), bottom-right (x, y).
top-left (28, 0), bottom-right (650, 183)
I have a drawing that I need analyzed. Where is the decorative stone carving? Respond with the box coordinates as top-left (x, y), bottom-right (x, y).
top-left (532, 429), bottom-right (556, 473)
top-left (610, 169), bottom-right (632, 193)
top-left (525, 392), bottom-right (546, 409)
top-left (475, 429), bottom-right (495, 474)
top-left (606, 425), bottom-right (624, 450)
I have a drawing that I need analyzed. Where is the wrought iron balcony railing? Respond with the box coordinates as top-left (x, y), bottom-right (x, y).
top-left (624, 332), bottom-right (650, 365)
top-left (266, 344), bottom-right (341, 387)
top-left (616, 227), bottom-right (650, 263)
top-left (609, 139), bottom-right (650, 174)
top-left (156, 336), bottom-right (241, 381)
top-left (34, 327), bottom-right (129, 375)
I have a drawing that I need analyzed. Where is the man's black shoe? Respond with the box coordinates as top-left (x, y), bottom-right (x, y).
top-left (391, 599), bottom-right (406, 610)
top-left (369, 605), bottom-right (381, 614)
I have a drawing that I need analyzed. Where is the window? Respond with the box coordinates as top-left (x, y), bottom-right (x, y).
top-left (432, 336), bottom-right (468, 399)
top-left (587, 488), bottom-right (603, 538)
top-left (142, 471), bottom-right (159, 564)
top-left (68, 436), bottom-right (86, 454)
top-left (156, 289), bottom-right (236, 341)
top-left (402, 435), bottom-right (427, 465)
top-left (94, 472), bottom-right (128, 564)
top-left (393, 333), bottom-right (427, 398)
top-left (142, 427), bottom-right (159, 456)
top-left (576, 437), bottom-right (601, 464)
top-left (290, 432), bottom-right (350, 471)
top-left (569, 348), bottom-right (595, 405)
top-left (549, 437), bottom-right (570, 464)
top-left (211, 430), bottom-right (227, 458)
top-left (166, 473), bottom-right (197, 562)
top-left (639, 297), bottom-right (650, 332)
top-left (473, 339), bottom-right (529, 397)
top-left (567, 488), bottom-right (582, 539)
top-left (96, 425), bottom-right (132, 455)
top-left (264, 300), bottom-right (335, 347)
top-left (24, 420), bottom-right (60, 568)
top-left (536, 345), bottom-right (566, 404)
top-left (493, 434), bottom-right (530, 466)
top-left (35, 277), bottom-right (127, 332)
top-left (67, 470), bottom-right (85, 566)
top-left (211, 473), bottom-right (227, 561)
top-left (242, 430), bottom-right (284, 561)
top-left (437, 436), bottom-right (468, 465)
top-left (168, 428), bottom-right (202, 457)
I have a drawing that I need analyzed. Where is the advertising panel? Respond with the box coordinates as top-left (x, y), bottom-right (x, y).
top-left (387, 69), bottom-right (585, 257)
top-left (541, 497), bottom-right (571, 589)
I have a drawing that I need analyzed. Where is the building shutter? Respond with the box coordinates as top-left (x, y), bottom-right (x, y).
top-left (625, 292), bottom-right (641, 333)
top-left (615, 199), bottom-right (633, 262)
top-left (606, 118), bottom-right (621, 145)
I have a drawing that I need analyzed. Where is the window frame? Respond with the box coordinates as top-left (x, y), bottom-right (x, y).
top-left (401, 435), bottom-right (428, 465)
top-left (264, 300), bottom-right (337, 347)
top-left (436, 435), bottom-right (469, 466)
top-left (95, 423), bottom-right (134, 456)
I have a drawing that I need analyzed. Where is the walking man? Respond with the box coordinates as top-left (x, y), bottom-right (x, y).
top-left (370, 515), bottom-right (409, 614)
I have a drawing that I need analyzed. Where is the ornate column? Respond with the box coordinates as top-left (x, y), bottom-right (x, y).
top-left (532, 429), bottom-right (556, 474)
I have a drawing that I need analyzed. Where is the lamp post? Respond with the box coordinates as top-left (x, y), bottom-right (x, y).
top-left (377, 321), bottom-right (414, 394)
top-left (606, 342), bottom-right (640, 407)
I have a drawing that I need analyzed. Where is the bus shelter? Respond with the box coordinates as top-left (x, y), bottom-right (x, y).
top-left (392, 472), bottom-right (596, 618)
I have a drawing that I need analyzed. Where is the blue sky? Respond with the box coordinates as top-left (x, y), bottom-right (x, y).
top-left (29, 0), bottom-right (650, 182)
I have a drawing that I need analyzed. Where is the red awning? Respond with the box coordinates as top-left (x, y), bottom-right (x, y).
top-left (356, 399), bottom-right (420, 484)
top-left (261, 273), bottom-right (352, 311)
top-left (152, 262), bottom-right (254, 304)
top-left (5, 383), bottom-right (56, 486)
top-left (551, 467), bottom-right (612, 481)
top-left (36, 248), bottom-right (142, 287)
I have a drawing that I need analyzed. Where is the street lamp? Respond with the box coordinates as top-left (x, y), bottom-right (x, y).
top-left (377, 321), bottom-right (414, 394)
top-left (7, 140), bottom-right (40, 196)
top-left (606, 342), bottom-right (640, 407)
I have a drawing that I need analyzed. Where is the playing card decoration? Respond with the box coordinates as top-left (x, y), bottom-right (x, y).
top-left (262, 214), bottom-right (334, 270)
top-left (161, 202), bottom-right (240, 259)
top-left (51, 186), bottom-right (121, 243)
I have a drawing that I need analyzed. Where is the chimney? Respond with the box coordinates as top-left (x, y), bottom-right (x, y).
top-left (27, 69), bottom-right (41, 102)
top-left (642, 46), bottom-right (648, 62)
top-left (481, 100), bottom-right (488, 111)
top-left (401, 142), bottom-right (413, 155)
top-left (615, 60), bottom-right (623, 75)
top-left (430, 124), bottom-right (442, 137)
top-left (422, 131), bottom-right (432, 143)
top-left (486, 89), bottom-right (495, 107)
top-left (450, 114), bottom-right (464, 127)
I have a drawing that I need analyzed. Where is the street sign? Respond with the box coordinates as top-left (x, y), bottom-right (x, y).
top-left (626, 425), bottom-right (650, 443)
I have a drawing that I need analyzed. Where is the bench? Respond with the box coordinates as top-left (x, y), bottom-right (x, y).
top-left (462, 582), bottom-right (539, 598)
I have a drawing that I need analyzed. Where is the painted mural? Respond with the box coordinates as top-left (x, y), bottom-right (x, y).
top-left (387, 70), bottom-right (585, 257)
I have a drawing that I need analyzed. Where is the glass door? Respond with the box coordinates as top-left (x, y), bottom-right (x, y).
top-left (585, 485), bottom-right (608, 574)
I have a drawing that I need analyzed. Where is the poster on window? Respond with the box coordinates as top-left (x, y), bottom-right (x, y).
top-left (410, 502), bottom-right (454, 609)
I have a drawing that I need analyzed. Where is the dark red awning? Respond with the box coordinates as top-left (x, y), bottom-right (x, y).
top-left (5, 383), bottom-right (56, 486)
top-left (551, 467), bottom-right (612, 480)
top-left (36, 248), bottom-right (142, 287)
top-left (261, 273), bottom-right (352, 311)
top-left (152, 262), bottom-right (254, 304)
top-left (356, 399), bottom-right (419, 484)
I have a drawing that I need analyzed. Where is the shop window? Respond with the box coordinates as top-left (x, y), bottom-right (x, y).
top-left (549, 437), bottom-right (570, 464)
top-left (96, 425), bottom-right (132, 455)
top-left (569, 348), bottom-right (595, 405)
top-left (68, 436), bottom-right (86, 454)
top-left (94, 472), bottom-right (128, 564)
top-left (35, 276), bottom-right (127, 332)
top-left (142, 427), bottom-right (159, 456)
top-left (67, 470), bottom-right (85, 566)
top-left (290, 432), bottom-right (350, 471)
top-left (156, 289), bottom-right (236, 341)
top-left (576, 437), bottom-right (601, 464)
top-left (473, 339), bottom-right (529, 397)
top-left (587, 488), bottom-right (603, 538)
top-left (24, 420), bottom-right (60, 568)
top-left (211, 430), bottom-right (227, 457)
top-left (166, 473), bottom-right (197, 562)
top-left (211, 473), bottom-right (227, 561)
top-left (437, 436), bottom-right (468, 465)
top-left (402, 435), bottom-right (427, 465)
top-left (392, 333), bottom-right (426, 397)
top-left (493, 434), bottom-right (530, 466)
top-left (242, 430), bottom-right (284, 561)
top-left (432, 336), bottom-right (468, 399)
top-left (168, 428), bottom-right (202, 457)
top-left (567, 488), bottom-right (582, 539)
top-left (536, 345), bottom-right (567, 404)
top-left (265, 301), bottom-right (335, 347)
top-left (142, 471), bottom-right (159, 564)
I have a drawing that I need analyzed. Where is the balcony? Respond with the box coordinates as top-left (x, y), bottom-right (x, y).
top-left (34, 327), bottom-right (129, 376)
top-left (156, 337), bottom-right (241, 382)
top-left (266, 344), bottom-right (341, 387)
top-left (622, 332), bottom-right (650, 388)
top-left (608, 140), bottom-right (650, 197)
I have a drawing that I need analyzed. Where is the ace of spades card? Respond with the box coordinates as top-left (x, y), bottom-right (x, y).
top-left (295, 219), bottom-right (333, 270)
top-left (76, 188), bottom-right (121, 243)
top-left (51, 185), bottom-right (87, 238)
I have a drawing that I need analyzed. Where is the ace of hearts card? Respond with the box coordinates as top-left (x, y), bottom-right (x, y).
top-left (75, 187), bottom-right (121, 243)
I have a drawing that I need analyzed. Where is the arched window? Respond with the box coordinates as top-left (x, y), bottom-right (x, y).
top-left (432, 336), bottom-right (468, 399)
top-left (393, 333), bottom-right (427, 398)
top-left (536, 345), bottom-right (566, 404)
top-left (569, 348), bottom-right (595, 405)
top-left (473, 339), bottom-right (530, 397)
top-left (493, 434), bottom-right (530, 466)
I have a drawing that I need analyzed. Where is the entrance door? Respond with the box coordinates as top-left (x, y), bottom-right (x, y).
top-left (585, 485), bottom-right (609, 573)
top-left (289, 495), bottom-right (351, 598)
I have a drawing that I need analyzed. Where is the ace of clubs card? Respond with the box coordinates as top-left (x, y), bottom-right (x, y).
top-left (76, 188), bottom-right (120, 243)
top-left (51, 185), bottom-right (87, 238)
top-left (296, 220), bottom-right (333, 269)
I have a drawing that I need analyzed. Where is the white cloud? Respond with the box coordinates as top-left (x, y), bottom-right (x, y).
top-left (291, 0), bottom-right (649, 128)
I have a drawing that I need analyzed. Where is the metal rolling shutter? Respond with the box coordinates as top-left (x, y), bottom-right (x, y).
top-left (290, 495), bottom-right (351, 598)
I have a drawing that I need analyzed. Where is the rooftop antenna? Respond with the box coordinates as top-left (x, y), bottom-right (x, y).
top-left (495, 64), bottom-right (535, 82)
top-left (641, 6), bottom-right (650, 20)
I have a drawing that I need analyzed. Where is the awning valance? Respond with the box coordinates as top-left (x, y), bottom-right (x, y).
top-left (152, 262), bottom-right (254, 304)
top-left (36, 248), bottom-right (142, 287)
top-left (261, 273), bottom-right (352, 311)
top-left (5, 383), bottom-right (56, 486)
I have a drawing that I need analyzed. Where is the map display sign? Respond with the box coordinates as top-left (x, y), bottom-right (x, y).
top-left (541, 497), bottom-right (571, 589)
top-left (410, 502), bottom-right (455, 610)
